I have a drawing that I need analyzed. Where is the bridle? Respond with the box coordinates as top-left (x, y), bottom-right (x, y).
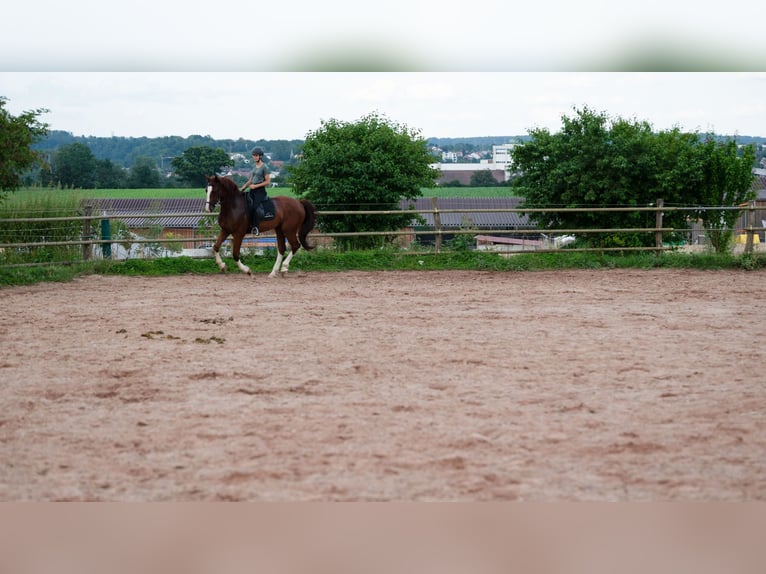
top-left (205, 178), bottom-right (240, 213)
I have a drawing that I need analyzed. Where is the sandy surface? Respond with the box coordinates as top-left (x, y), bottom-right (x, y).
top-left (1, 268), bottom-right (765, 501)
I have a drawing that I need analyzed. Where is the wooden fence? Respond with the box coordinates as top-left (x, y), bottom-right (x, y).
top-left (1, 201), bottom-right (764, 267)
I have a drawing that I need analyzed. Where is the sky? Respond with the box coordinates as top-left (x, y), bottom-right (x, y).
top-left (2, 1), bottom-right (764, 140)
top-left (2, 0), bottom-right (762, 72)
top-left (2, 72), bottom-right (766, 141)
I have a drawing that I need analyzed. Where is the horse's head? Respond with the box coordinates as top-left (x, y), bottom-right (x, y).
top-left (205, 175), bottom-right (241, 213)
top-left (204, 175), bottom-right (221, 212)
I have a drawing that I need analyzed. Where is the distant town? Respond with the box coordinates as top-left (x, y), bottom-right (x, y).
top-left (34, 130), bottom-right (766, 188)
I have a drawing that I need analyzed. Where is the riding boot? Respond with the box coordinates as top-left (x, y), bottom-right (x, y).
top-left (246, 192), bottom-right (259, 235)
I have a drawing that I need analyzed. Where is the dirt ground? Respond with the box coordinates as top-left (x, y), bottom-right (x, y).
top-left (1, 268), bottom-right (765, 501)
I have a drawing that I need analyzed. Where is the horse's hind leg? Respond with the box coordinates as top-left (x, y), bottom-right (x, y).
top-left (278, 231), bottom-right (301, 275)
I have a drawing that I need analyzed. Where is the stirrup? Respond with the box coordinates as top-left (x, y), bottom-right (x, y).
top-left (252, 226), bottom-right (259, 236)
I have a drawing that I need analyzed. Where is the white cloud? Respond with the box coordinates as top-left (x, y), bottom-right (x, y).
top-left (2, 1), bottom-right (763, 71)
top-left (2, 72), bottom-right (765, 140)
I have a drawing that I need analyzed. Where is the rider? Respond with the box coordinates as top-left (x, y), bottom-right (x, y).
top-left (240, 147), bottom-right (270, 236)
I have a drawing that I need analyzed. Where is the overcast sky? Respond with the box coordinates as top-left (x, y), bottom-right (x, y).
top-left (2, 1), bottom-right (762, 71)
top-left (2, 1), bottom-right (764, 140)
top-left (2, 72), bottom-right (765, 141)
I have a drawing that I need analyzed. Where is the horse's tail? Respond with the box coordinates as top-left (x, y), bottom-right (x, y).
top-left (299, 199), bottom-right (317, 251)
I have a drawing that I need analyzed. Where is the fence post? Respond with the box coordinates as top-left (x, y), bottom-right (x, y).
top-left (82, 205), bottom-right (92, 261)
top-left (100, 212), bottom-right (112, 259)
top-left (431, 197), bottom-right (442, 253)
top-left (655, 198), bottom-right (664, 254)
top-left (745, 199), bottom-right (756, 255)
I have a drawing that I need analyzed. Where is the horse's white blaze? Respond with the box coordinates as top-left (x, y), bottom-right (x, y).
top-left (205, 185), bottom-right (213, 213)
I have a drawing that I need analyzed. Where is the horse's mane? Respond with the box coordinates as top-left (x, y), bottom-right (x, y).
top-left (217, 176), bottom-right (241, 196)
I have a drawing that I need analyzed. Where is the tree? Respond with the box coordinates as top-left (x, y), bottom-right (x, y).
top-left (171, 146), bottom-right (232, 187)
top-left (510, 106), bottom-right (738, 248)
top-left (512, 107), bottom-right (661, 246)
top-left (52, 143), bottom-right (98, 188)
top-left (288, 112), bottom-right (438, 249)
top-left (470, 170), bottom-right (502, 187)
top-left (690, 137), bottom-right (756, 252)
top-left (0, 97), bottom-right (49, 199)
top-left (128, 156), bottom-right (162, 188)
top-left (94, 158), bottom-right (127, 188)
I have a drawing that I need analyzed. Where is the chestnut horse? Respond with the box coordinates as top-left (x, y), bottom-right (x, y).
top-left (204, 175), bottom-right (317, 277)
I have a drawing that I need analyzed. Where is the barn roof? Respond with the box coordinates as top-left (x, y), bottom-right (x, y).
top-left (83, 196), bottom-right (533, 230)
top-left (84, 198), bottom-right (208, 228)
top-left (401, 197), bottom-right (532, 229)
top-left (752, 174), bottom-right (766, 200)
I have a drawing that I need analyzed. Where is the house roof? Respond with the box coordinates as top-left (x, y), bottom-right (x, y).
top-left (752, 174), bottom-right (766, 199)
top-left (84, 198), bottom-right (208, 228)
top-left (401, 197), bottom-right (532, 229)
top-left (85, 196), bottom-right (532, 230)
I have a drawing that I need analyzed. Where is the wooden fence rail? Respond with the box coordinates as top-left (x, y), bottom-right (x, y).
top-left (1, 202), bottom-right (764, 265)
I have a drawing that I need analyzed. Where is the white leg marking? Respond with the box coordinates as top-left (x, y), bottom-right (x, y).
top-left (215, 250), bottom-right (226, 272)
top-left (236, 259), bottom-right (252, 275)
top-left (280, 249), bottom-right (295, 274)
top-left (269, 252), bottom-right (284, 278)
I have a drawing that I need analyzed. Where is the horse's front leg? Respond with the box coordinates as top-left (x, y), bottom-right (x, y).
top-left (213, 230), bottom-right (228, 273)
top-left (231, 233), bottom-right (252, 275)
top-left (268, 233), bottom-right (286, 278)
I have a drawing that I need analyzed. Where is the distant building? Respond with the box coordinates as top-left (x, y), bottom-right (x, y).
top-left (430, 163), bottom-right (508, 185)
top-left (492, 144), bottom-right (517, 168)
top-left (441, 151), bottom-right (459, 163)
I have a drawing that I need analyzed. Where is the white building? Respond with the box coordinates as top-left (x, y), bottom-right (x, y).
top-left (492, 144), bottom-right (517, 168)
top-left (442, 151), bottom-right (459, 163)
top-left (428, 143), bottom-right (518, 184)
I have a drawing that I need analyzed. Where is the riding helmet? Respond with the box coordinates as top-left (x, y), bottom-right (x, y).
top-left (251, 147), bottom-right (264, 156)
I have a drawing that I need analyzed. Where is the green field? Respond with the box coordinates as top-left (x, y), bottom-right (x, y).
top-left (15, 186), bottom-right (518, 200)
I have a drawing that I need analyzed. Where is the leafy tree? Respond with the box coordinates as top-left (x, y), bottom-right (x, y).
top-left (512, 107), bottom-right (659, 246)
top-left (689, 137), bottom-right (756, 252)
top-left (95, 158), bottom-right (127, 188)
top-left (52, 143), bottom-right (98, 188)
top-left (0, 97), bottom-right (49, 199)
top-left (288, 112), bottom-right (438, 249)
top-left (128, 156), bottom-right (162, 188)
top-left (470, 170), bottom-right (502, 187)
top-left (511, 106), bottom-right (744, 248)
top-left (170, 146), bottom-right (232, 187)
